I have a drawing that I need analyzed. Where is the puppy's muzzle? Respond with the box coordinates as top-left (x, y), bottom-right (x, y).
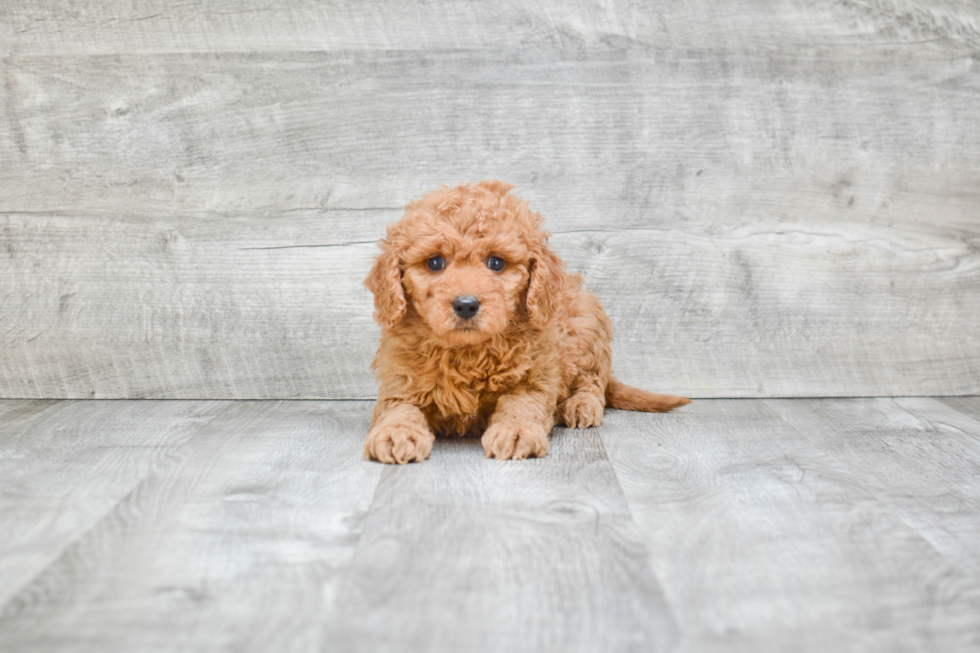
top-left (452, 295), bottom-right (480, 320)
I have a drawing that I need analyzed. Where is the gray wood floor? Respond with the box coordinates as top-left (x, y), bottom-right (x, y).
top-left (1, 397), bottom-right (978, 652)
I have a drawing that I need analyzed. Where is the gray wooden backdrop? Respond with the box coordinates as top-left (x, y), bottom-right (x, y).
top-left (2, 0), bottom-right (978, 400)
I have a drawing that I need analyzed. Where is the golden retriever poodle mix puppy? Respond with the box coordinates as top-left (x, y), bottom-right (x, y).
top-left (364, 180), bottom-right (690, 463)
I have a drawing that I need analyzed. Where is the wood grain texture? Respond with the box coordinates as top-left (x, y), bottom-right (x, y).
top-left (0, 399), bottom-right (228, 608)
top-left (4, 209), bottom-right (977, 399)
top-left (4, 48), bottom-right (979, 217)
top-left (940, 396), bottom-right (980, 425)
top-left (0, 400), bottom-right (383, 653)
top-left (2, 41), bottom-right (978, 398)
top-left (600, 398), bottom-right (980, 652)
top-left (3, 0), bottom-right (978, 55)
top-left (323, 429), bottom-right (677, 653)
top-left (1, 398), bottom-right (978, 651)
top-left (0, 211), bottom-right (383, 399)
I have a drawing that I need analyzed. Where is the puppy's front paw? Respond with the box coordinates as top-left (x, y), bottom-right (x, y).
top-left (481, 420), bottom-right (549, 460)
top-left (560, 392), bottom-right (604, 428)
top-left (364, 422), bottom-right (434, 464)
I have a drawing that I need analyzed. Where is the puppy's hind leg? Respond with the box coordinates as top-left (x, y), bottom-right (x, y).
top-left (559, 374), bottom-right (606, 428)
top-left (558, 290), bottom-right (613, 429)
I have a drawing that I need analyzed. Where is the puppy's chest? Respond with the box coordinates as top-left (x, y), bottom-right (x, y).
top-left (414, 346), bottom-right (532, 430)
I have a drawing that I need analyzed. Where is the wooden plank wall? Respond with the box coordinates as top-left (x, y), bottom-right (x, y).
top-left (1, 1), bottom-right (978, 399)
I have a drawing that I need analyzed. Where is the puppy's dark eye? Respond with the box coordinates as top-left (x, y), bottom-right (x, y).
top-left (427, 256), bottom-right (445, 271)
top-left (487, 256), bottom-right (505, 272)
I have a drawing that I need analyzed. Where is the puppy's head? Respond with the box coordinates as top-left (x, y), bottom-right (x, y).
top-left (365, 180), bottom-right (566, 345)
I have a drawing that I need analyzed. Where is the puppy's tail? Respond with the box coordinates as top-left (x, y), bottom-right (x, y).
top-left (605, 378), bottom-right (691, 413)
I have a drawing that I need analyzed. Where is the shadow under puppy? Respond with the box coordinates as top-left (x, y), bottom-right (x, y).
top-left (364, 180), bottom-right (690, 463)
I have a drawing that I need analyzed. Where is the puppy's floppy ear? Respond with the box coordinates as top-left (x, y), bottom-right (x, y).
top-left (475, 179), bottom-right (515, 197)
top-left (364, 240), bottom-right (406, 329)
top-left (526, 240), bottom-right (567, 328)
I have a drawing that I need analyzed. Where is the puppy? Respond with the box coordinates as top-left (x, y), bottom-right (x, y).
top-left (364, 180), bottom-right (689, 463)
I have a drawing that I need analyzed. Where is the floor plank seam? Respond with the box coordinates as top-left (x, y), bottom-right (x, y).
top-left (0, 400), bottom-right (238, 617)
top-left (591, 422), bottom-right (670, 580)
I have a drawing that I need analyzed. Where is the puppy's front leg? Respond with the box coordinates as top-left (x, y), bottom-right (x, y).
top-left (364, 401), bottom-right (435, 464)
top-left (482, 391), bottom-right (555, 460)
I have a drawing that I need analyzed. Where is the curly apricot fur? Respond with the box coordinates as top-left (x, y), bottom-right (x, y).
top-left (364, 181), bottom-right (690, 463)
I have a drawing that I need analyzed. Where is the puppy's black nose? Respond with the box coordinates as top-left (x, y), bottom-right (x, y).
top-left (452, 295), bottom-right (480, 320)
